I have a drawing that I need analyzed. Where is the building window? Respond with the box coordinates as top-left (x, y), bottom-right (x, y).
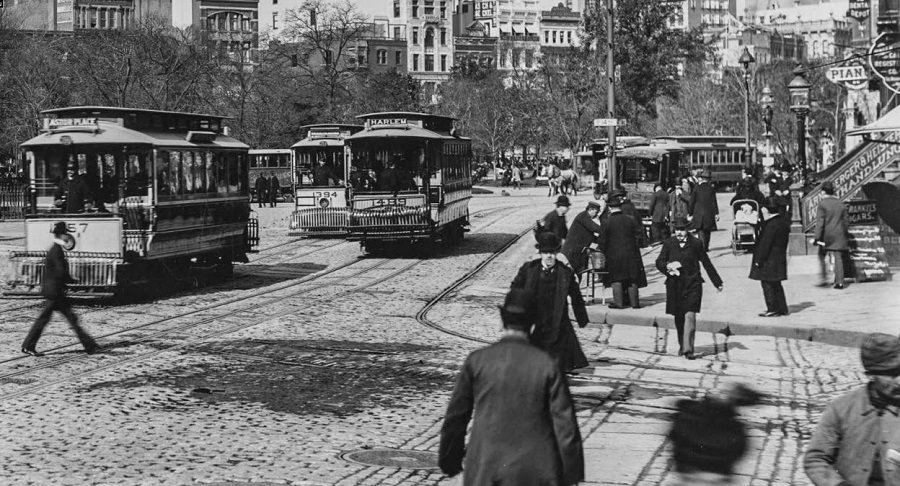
top-left (394, 0), bottom-right (400, 17)
top-left (425, 54), bottom-right (434, 71)
top-left (440, 29), bottom-right (446, 45)
top-left (324, 50), bottom-right (333, 65)
top-left (500, 49), bottom-right (507, 66)
top-left (396, 51), bottom-right (402, 64)
top-left (99, 9), bottom-right (106, 28)
top-left (394, 26), bottom-right (401, 39)
top-left (552, 31), bottom-right (557, 43)
top-left (440, 0), bottom-right (446, 17)
top-left (567, 31), bottom-right (572, 44)
top-left (441, 54), bottom-right (447, 71)
top-left (230, 14), bottom-right (238, 31)
top-left (424, 0), bottom-right (434, 15)
top-left (524, 49), bottom-right (533, 68)
top-left (377, 49), bottom-right (387, 64)
top-left (413, 27), bottom-right (419, 44)
top-left (273, 0), bottom-right (277, 4)
top-left (413, 54), bottom-right (420, 71)
top-left (425, 28), bottom-right (434, 47)
top-left (544, 31), bottom-right (549, 43)
top-left (272, 12), bottom-right (278, 29)
top-left (412, 0), bottom-right (419, 17)
top-left (512, 48), bottom-right (520, 67)
top-left (462, 3), bottom-right (468, 13)
top-left (309, 8), bottom-right (316, 25)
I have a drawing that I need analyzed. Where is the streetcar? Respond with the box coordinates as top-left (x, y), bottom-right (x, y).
top-left (5, 106), bottom-right (258, 297)
top-left (652, 136), bottom-right (752, 187)
top-left (288, 124), bottom-right (363, 237)
top-left (344, 112), bottom-right (472, 252)
top-left (613, 142), bottom-right (685, 219)
top-left (249, 148), bottom-right (293, 203)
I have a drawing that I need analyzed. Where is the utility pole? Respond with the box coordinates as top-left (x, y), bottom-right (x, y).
top-left (606, 0), bottom-right (617, 190)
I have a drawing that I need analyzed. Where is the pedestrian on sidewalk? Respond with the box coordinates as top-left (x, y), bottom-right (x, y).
top-left (750, 201), bottom-right (790, 317)
top-left (439, 288), bottom-right (585, 486)
top-left (688, 170), bottom-right (718, 252)
top-left (511, 164), bottom-right (522, 190)
top-left (537, 195), bottom-right (571, 243)
top-left (254, 173), bottom-right (268, 208)
top-left (669, 179), bottom-right (690, 235)
top-left (22, 222), bottom-right (98, 357)
top-left (804, 332), bottom-right (900, 486)
top-left (814, 181), bottom-right (849, 290)
top-left (511, 232), bottom-right (590, 374)
top-left (649, 183), bottom-right (670, 244)
top-left (598, 191), bottom-right (647, 309)
top-left (655, 218), bottom-right (724, 360)
top-left (268, 171), bottom-right (280, 208)
top-left (562, 200), bottom-right (604, 278)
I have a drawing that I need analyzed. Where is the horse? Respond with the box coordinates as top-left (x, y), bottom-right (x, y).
top-left (559, 169), bottom-right (579, 196)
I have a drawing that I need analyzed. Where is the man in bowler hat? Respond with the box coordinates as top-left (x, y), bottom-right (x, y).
top-left (538, 195), bottom-right (571, 243)
top-left (22, 222), bottom-right (98, 356)
top-left (656, 218), bottom-right (723, 359)
top-left (562, 199), bottom-right (604, 277)
top-left (805, 333), bottom-right (900, 485)
top-left (511, 232), bottom-right (590, 374)
top-left (598, 191), bottom-right (647, 309)
top-left (439, 288), bottom-right (585, 486)
top-left (688, 169), bottom-right (718, 252)
top-left (750, 201), bottom-right (790, 317)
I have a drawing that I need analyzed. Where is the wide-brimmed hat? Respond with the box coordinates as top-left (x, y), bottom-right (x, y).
top-left (535, 231), bottom-right (562, 253)
top-left (555, 195), bottom-right (571, 207)
top-left (861, 333), bottom-right (900, 376)
top-left (51, 221), bottom-right (69, 235)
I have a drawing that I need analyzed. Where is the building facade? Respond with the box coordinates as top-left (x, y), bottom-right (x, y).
top-left (391, 0), bottom-right (455, 84)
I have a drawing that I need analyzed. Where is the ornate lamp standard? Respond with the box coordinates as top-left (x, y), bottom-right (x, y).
top-left (738, 47), bottom-right (756, 168)
top-left (787, 64), bottom-right (811, 184)
top-left (760, 85), bottom-right (774, 171)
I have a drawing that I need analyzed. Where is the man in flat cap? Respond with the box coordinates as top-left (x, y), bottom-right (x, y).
top-left (439, 288), bottom-right (584, 486)
top-left (562, 199), bottom-right (604, 278)
top-left (805, 332), bottom-right (900, 485)
top-left (537, 195), bottom-right (571, 243)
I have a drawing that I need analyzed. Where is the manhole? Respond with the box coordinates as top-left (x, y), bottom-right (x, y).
top-left (340, 449), bottom-right (439, 469)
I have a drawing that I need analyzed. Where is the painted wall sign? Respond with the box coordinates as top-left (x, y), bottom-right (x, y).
top-left (848, 200), bottom-right (879, 225)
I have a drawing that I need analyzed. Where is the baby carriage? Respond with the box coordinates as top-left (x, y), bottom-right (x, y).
top-left (731, 199), bottom-right (759, 254)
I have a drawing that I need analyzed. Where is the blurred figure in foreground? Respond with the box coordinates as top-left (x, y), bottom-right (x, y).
top-left (805, 332), bottom-right (900, 486)
top-left (667, 384), bottom-right (764, 485)
top-left (439, 288), bottom-right (584, 486)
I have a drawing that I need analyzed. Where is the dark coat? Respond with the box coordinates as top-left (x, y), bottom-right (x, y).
top-left (655, 235), bottom-right (723, 315)
top-left (766, 174), bottom-right (792, 207)
top-left (510, 259), bottom-right (589, 346)
top-left (41, 242), bottom-right (73, 298)
top-left (255, 176), bottom-right (268, 199)
top-left (730, 180), bottom-right (765, 209)
top-left (750, 214), bottom-right (790, 281)
top-left (269, 176), bottom-right (280, 197)
top-left (669, 189), bottom-right (690, 222)
top-left (54, 176), bottom-right (92, 213)
top-left (649, 189), bottom-right (669, 223)
top-left (313, 164), bottom-right (338, 186)
top-left (439, 334), bottom-right (585, 486)
top-left (378, 167), bottom-right (414, 192)
top-left (598, 211), bottom-right (647, 287)
top-left (561, 210), bottom-right (602, 273)
top-left (540, 209), bottom-right (568, 242)
top-left (814, 196), bottom-right (849, 251)
top-left (688, 182), bottom-right (718, 231)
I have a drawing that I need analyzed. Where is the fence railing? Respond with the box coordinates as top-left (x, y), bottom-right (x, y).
top-left (0, 180), bottom-right (26, 220)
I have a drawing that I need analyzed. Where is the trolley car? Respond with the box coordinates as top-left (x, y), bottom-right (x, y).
top-left (289, 124), bottom-right (363, 237)
top-left (614, 142), bottom-right (685, 219)
top-left (249, 148), bottom-right (293, 203)
top-left (5, 106), bottom-right (257, 297)
top-left (652, 136), bottom-right (751, 187)
top-left (344, 112), bottom-right (472, 252)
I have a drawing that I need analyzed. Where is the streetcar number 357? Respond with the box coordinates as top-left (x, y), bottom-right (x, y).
top-left (313, 191), bottom-right (338, 198)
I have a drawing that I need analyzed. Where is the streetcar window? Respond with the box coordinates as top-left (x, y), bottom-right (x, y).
top-left (205, 152), bottom-right (217, 193)
top-left (215, 153), bottom-right (229, 194)
top-left (170, 151), bottom-right (183, 194)
top-left (192, 151), bottom-right (205, 193)
top-left (618, 158), bottom-right (661, 184)
top-left (157, 151), bottom-right (172, 196)
top-left (181, 151), bottom-right (194, 194)
top-left (125, 153), bottom-right (149, 197)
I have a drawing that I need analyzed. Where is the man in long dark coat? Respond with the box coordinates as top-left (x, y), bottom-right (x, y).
top-left (688, 170), bottom-right (718, 252)
top-left (649, 184), bottom-right (670, 244)
top-left (814, 181), bottom-right (849, 289)
top-left (511, 232), bottom-right (589, 373)
top-left (439, 288), bottom-right (585, 486)
top-left (750, 202), bottom-right (790, 317)
top-left (561, 200), bottom-right (603, 276)
top-left (656, 218), bottom-right (723, 359)
top-left (268, 171), bottom-right (280, 208)
top-left (254, 173), bottom-right (268, 208)
top-left (538, 195), bottom-right (571, 243)
top-left (22, 222), bottom-right (98, 356)
top-left (598, 192), bottom-right (647, 309)
top-left (54, 163), bottom-right (93, 213)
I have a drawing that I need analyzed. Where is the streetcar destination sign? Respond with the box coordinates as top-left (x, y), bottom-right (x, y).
top-left (368, 118), bottom-right (408, 127)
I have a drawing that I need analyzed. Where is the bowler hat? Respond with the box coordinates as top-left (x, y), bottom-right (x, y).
top-left (555, 195), bottom-right (571, 207)
top-left (499, 288), bottom-right (533, 330)
top-left (673, 217), bottom-right (690, 230)
top-left (861, 333), bottom-right (900, 376)
top-left (535, 232), bottom-right (562, 253)
top-left (669, 397), bottom-right (748, 475)
top-left (51, 221), bottom-right (69, 235)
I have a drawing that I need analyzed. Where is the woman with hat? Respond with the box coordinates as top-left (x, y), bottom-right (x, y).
top-left (510, 232), bottom-right (590, 374)
top-left (562, 200), bottom-right (604, 277)
top-left (598, 193), bottom-right (647, 309)
top-left (655, 218), bottom-right (724, 359)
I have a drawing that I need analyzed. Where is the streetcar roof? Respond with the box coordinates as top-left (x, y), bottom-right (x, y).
top-left (42, 106), bottom-right (231, 121)
top-left (616, 143), bottom-right (684, 159)
top-left (355, 112), bottom-right (457, 122)
top-left (345, 125), bottom-right (458, 141)
top-left (21, 119), bottom-right (248, 149)
top-left (249, 148), bottom-right (293, 153)
top-left (300, 123), bottom-right (364, 130)
top-left (292, 138), bottom-right (345, 148)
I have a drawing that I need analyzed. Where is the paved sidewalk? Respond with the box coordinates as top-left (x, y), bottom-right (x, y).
top-left (586, 194), bottom-right (900, 347)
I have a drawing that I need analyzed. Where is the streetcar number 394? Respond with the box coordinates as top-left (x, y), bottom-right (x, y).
top-left (313, 191), bottom-right (338, 198)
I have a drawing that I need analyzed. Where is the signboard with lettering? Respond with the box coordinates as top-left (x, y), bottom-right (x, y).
top-left (846, 225), bottom-right (891, 282)
top-left (848, 200), bottom-right (879, 225)
top-left (826, 64), bottom-right (868, 90)
top-left (296, 188), bottom-right (346, 209)
top-left (43, 118), bottom-right (99, 130)
top-left (869, 33), bottom-right (900, 94)
top-left (25, 218), bottom-right (123, 256)
top-left (308, 131), bottom-right (342, 140)
top-left (367, 118), bottom-right (409, 128)
top-left (849, 0), bottom-right (870, 20)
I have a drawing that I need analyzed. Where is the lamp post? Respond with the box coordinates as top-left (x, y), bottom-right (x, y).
top-left (787, 64), bottom-right (811, 184)
top-left (760, 85), bottom-right (774, 171)
top-left (738, 47), bottom-right (756, 168)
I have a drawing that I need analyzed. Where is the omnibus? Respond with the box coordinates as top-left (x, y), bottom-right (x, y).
top-left (249, 148), bottom-right (293, 202)
top-left (652, 136), bottom-right (751, 187)
top-left (344, 112), bottom-right (472, 252)
top-left (613, 142), bottom-right (686, 218)
top-left (5, 106), bottom-right (257, 297)
top-left (289, 124), bottom-right (364, 237)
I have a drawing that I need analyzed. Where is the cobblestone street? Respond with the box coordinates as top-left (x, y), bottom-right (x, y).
top-left (0, 187), bottom-right (874, 485)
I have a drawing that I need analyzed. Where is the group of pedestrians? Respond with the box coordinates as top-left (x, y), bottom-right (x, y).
top-left (253, 171), bottom-right (281, 208)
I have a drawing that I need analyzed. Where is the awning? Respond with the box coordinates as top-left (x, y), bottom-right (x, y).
top-left (345, 126), bottom-right (452, 141)
top-left (846, 105), bottom-right (900, 136)
top-left (291, 138), bottom-right (344, 148)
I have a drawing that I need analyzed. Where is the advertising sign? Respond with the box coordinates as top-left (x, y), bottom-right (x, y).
top-left (825, 63), bottom-right (868, 90)
top-left (848, 200), bottom-right (879, 225)
top-left (25, 218), bottom-right (123, 256)
top-left (849, 0), bottom-right (870, 21)
top-left (869, 33), bottom-right (900, 94)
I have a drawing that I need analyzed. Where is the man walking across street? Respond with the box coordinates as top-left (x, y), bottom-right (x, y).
top-left (750, 201), bottom-right (790, 317)
top-left (656, 218), bottom-right (723, 359)
top-left (538, 195), bottom-right (571, 243)
top-left (804, 332), bottom-right (900, 486)
top-left (22, 222), bottom-right (98, 357)
top-left (598, 191), bottom-right (647, 309)
top-left (254, 173), bottom-right (268, 208)
top-left (511, 232), bottom-right (590, 374)
top-left (562, 199), bottom-right (604, 278)
top-left (268, 171), bottom-right (280, 208)
top-left (814, 181), bottom-right (850, 289)
top-left (688, 170), bottom-right (718, 252)
top-left (439, 288), bottom-right (585, 486)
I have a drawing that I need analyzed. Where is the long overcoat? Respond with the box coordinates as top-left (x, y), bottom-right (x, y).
top-left (540, 209), bottom-right (568, 242)
top-left (41, 242), bottom-right (72, 299)
top-left (598, 212), bottom-right (647, 287)
top-left (669, 190), bottom-right (690, 223)
top-left (54, 176), bottom-right (92, 213)
top-left (688, 182), bottom-right (718, 231)
top-left (510, 259), bottom-right (589, 346)
top-left (561, 210), bottom-right (602, 273)
top-left (814, 196), bottom-right (849, 251)
top-left (655, 235), bottom-right (723, 315)
top-left (254, 176), bottom-right (268, 201)
top-left (439, 335), bottom-right (585, 486)
top-left (750, 214), bottom-right (790, 281)
top-left (649, 189), bottom-right (669, 224)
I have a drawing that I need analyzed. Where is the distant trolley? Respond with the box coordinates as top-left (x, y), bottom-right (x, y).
top-left (249, 149), bottom-right (294, 203)
top-left (652, 136), bottom-right (751, 187)
top-left (613, 142), bottom-right (686, 219)
top-left (5, 106), bottom-right (258, 297)
top-left (344, 112), bottom-right (472, 252)
top-left (289, 124), bottom-right (363, 237)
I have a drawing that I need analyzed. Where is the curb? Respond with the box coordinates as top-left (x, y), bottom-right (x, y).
top-left (585, 308), bottom-right (869, 348)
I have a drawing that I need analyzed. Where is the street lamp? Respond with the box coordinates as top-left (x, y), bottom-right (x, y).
top-left (760, 85), bottom-right (774, 170)
top-left (738, 47), bottom-right (756, 168)
top-left (787, 64), bottom-right (811, 183)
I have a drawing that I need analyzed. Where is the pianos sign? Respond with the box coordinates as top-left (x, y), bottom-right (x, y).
top-left (826, 64), bottom-right (867, 90)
